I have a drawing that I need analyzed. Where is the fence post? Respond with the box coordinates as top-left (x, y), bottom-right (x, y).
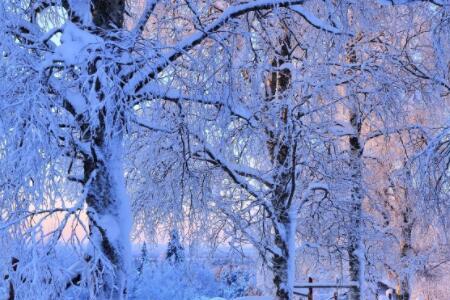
top-left (334, 278), bottom-right (339, 300)
top-left (308, 277), bottom-right (313, 300)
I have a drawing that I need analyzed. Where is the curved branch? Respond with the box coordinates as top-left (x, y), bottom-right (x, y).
top-left (126, 0), bottom-right (305, 94)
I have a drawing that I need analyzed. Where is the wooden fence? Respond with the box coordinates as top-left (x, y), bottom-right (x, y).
top-left (293, 277), bottom-right (359, 300)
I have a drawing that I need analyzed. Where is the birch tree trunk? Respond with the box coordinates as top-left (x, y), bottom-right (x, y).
top-left (81, 1), bottom-right (131, 297)
top-left (83, 136), bottom-right (131, 298)
top-left (398, 205), bottom-right (413, 300)
top-left (271, 174), bottom-right (295, 300)
top-left (347, 108), bottom-right (364, 300)
top-left (266, 35), bottom-right (296, 300)
top-left (345, 31), bottom-right (365, 300)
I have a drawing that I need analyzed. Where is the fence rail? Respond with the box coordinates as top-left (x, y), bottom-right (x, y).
top-left (293, 277), bottom-right (358, 300)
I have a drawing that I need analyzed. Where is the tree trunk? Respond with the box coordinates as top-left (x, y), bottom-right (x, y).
top-left (347, 110), bottom-right (365, 300)
top-left (345, 29), bottom-right (365, 300)
top-left (270, 139), bottom-right (293, 300)
top-left (265, 34), bottom-right (296, 300)
top-left (271, 204), bottom-right (296, 300)
top-left (397, 206), bottom-right (413, 300)
top-left (272, 235), bottom-right (290, 300)
top-left (79, 1), bottom-right (131, 298)
top-left (83, 136), bottom-right (131, 298)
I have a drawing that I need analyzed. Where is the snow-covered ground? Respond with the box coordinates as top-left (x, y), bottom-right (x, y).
top-left (198, 297), bottom-right (273, 300)
top-left (234, 297), bottom-right (274, 300)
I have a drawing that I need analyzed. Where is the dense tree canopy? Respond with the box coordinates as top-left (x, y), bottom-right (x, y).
top-left (0, 0), bottom-right (449, 299)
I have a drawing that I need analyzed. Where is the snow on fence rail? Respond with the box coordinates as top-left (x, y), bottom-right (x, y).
top-left (293, 277), bottom-right (359, 300)
top-left (294, 282), bottom-right (359, 288)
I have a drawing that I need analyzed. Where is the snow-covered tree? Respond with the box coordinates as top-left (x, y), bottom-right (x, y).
top-left (1, 1), bottom-right (449, 300)
top-left (166, 229), bottom-right (184, 264)
top-left (0, 0), bottom-right (347, 299)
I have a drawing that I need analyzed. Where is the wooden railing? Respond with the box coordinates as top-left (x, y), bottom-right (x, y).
top-left (293, 277), bottom-right (359, 300)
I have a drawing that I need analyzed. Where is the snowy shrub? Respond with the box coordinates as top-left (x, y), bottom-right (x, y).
top-left (218, 268), bottom-right (252, 299)
top-left (165, 230), bottom-right (185, 264)
top-left (131, 261), bottom-right (221, 300)
top-left (130, 258), bottom-right (256, 300)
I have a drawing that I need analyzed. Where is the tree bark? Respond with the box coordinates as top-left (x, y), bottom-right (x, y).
top-left (345, 28), bottom-right (365, 300)
top-left (78, 1), bottom-right (131, 298)
top-left (266, 34), bottom-right (296, 300)
top-left (83, 136), bottom-right (131, 298)
top-left (397, 206), bottom-right (413, 300)
top-left (271, 186), bottom-right (295, 300)
top-left (347, 110), bottom-right (364, 300)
